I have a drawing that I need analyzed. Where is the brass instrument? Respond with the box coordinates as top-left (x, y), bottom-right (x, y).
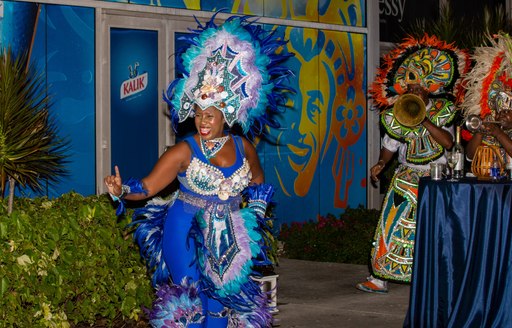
top-left (464, 114), bottom-right (502, 133)
top-left (393, 94), bottom-right (426, 127)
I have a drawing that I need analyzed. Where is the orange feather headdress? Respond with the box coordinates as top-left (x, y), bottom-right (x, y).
top-left (369, 34), bottom-right (471, 111)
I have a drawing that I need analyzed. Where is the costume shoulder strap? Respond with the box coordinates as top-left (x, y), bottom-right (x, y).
top-left (232, 134), bottom-right (245, 159)
top-left (183, 136), bottom-right (201, 158)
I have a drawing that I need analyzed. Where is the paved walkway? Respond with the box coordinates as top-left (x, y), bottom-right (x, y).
top-left (272, 258), bottom-right (410, 328)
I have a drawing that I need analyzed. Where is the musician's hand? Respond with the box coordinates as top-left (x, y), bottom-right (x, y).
top-left (481, 122), bottom-right (502, 137)
top-left (370, 161), bottom-right (385, 182)
top-left (497, 111), bottom-right (512, 130)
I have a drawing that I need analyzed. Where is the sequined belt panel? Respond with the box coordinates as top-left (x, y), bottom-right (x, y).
top-left (177, 191), bottom-right (241, 212)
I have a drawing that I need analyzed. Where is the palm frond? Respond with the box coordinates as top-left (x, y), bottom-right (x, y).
top-left (402, 1), bottom-right (512, 50)
top-left (0, 47), bottom-right (69, 199)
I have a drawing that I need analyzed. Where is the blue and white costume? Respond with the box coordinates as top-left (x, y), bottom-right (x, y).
top-left (115, 13), bottom-right (294, 328)
top-left (129, 135), bottom-right (273, 327)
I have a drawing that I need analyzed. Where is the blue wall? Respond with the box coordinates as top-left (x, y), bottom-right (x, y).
top-left (32, 5), bottom-right (96, 196)
top-left (0, 0), bottom-right (369, 225)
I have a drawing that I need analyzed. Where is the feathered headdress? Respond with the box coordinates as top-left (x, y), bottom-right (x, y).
top-left (461, 33), bottom-right (512, 119)
top-left (369, 34), bottom-right (471, 110)
top-left (164, 14), bottom-right (294, 136)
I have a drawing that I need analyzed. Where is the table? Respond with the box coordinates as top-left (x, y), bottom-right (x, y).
top-left (404, 177), bottom-right (512, 328)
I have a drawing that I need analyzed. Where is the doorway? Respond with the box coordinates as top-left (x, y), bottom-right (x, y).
top-left (96, 10), bottom-right (198, 193)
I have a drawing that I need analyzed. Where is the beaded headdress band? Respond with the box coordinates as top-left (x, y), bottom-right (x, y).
top-left (164, 14), bottom-right (294, 136)
top-left (369, 34), bottom-right (471, 110)
top-left (461, 33), bottom-right (512, 119)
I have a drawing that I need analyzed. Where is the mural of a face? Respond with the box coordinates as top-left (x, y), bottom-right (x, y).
top-left (269, 26), bottom-right (366, 210)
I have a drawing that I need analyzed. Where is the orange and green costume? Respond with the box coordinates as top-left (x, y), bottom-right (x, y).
top-left (368, 34), bottom-right (470, 283)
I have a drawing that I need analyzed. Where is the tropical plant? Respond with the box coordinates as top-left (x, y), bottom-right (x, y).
top-left (405, 1), bottom-right (512, 50)
top-left (0, 47), bottom-right (69, 214)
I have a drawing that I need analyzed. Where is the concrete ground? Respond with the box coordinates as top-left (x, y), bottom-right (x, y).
top-left (272, 258), bottom-right (410, 328)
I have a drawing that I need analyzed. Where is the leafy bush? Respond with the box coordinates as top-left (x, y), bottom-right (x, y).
top-left (0, 192), bottom-right (153, 327)
top-left (278, 206), bottom-right (380, 264)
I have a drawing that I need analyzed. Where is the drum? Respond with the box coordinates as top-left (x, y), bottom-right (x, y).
top-left (471, 145), bottom-right (504, 179)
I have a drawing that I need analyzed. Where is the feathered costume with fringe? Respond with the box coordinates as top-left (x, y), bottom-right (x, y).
top-left (460, 33), bottom-right (512, 144)
top-left (367, 34), bottom-right (470, 283)
top-left (114, 13), bottom-right (293, 328)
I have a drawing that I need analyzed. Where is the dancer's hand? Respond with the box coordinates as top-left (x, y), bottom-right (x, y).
top-left (104, 165), bottom-right (123, 196)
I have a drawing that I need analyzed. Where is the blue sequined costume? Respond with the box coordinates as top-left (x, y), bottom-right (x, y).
top-left (130, 135), bottom-right (273, 327)
top-left (122, 14), bottom-right (293, 327)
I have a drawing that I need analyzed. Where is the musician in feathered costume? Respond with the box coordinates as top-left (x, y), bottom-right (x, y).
top-left (356, 34), bottom-right (470, 293)
top-left (104, 14), bottom-right (293, 327)
top-left (461, 33), bottom-right (512, 165)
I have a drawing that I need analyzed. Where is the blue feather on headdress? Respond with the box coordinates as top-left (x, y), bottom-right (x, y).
top-left (163, 13), bottom-right (295, 138)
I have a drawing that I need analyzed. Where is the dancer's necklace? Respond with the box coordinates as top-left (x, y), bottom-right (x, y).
top-left (200, 135), bottom-right (230, 159)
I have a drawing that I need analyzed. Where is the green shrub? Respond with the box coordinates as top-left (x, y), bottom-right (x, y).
top-left (278, 206), bottom-right (380, 264)
top-left (0, 192), bottom-right (153, 327)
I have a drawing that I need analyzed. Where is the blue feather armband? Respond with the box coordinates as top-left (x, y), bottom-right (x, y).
top-left (243, 183), bottom-right (275, 218)
top-left (114, 178), bottom-right (147, 216)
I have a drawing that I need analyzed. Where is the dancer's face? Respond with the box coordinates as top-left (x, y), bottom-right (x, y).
top-left (194, 106), bottom-right (226, 140)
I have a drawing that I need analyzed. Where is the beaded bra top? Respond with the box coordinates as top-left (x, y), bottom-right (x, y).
top-left (178, 135), bottom-right (252, 201)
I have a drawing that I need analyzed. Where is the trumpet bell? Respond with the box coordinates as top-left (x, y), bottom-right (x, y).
top-left (393, 94), bottom-right (426, 127)
top-left (464, 114), bottom-right (502, 132)
top-left (465, 114), bottom-right (483, 132)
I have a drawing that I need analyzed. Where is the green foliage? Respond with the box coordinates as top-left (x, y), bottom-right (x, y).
top-left (405, 1), bottom-right (512, 49)
top-left (278, 206), bottom-right (380, 265)
top-left (0, 48), bottom-right (69, 201)
top-left (0, 192), bottom-right (153, 327)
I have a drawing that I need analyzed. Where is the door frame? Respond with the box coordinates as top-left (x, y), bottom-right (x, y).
top-left (95, 9), bottom-right (200, 194)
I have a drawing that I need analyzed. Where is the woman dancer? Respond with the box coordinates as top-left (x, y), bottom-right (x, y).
top-left (104, 15), bottom-right (293, 327)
